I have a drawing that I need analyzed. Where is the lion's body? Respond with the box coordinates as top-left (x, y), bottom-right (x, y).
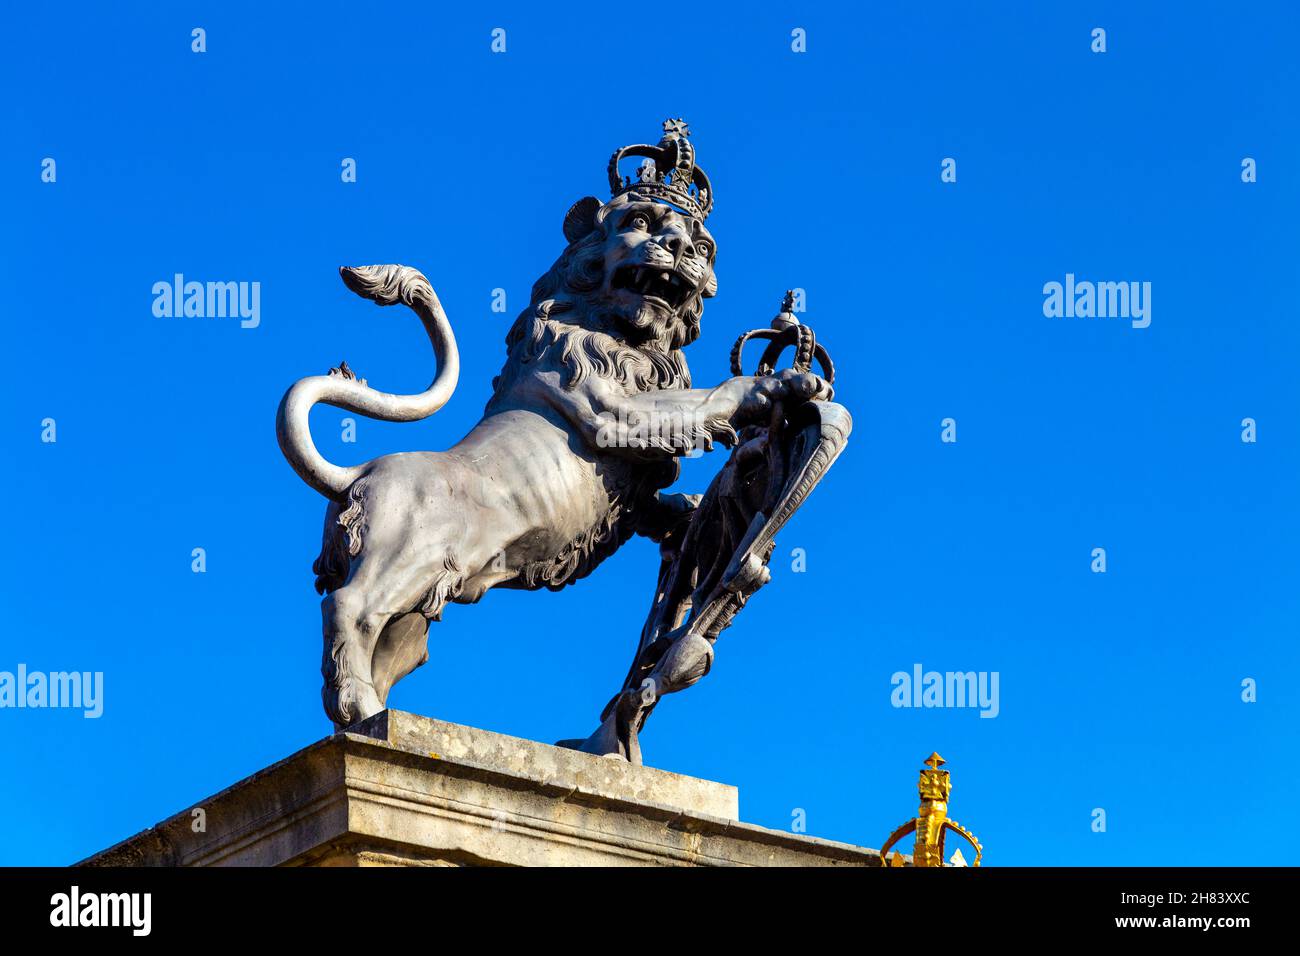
top-left (315, 404), bottom-right (660, 606)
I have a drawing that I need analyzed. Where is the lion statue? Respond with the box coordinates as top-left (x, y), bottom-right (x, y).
top-left (276, 121), bottom-right (833, 730)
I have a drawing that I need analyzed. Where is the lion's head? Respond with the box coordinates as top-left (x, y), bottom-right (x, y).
top-left (492, 193), bottom-right (719, 400)
top-left (568, 193), bottom-right (719, 349)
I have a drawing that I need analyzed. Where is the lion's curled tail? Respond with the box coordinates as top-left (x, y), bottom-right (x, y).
top-left (276, 265), bottom-right (460, 501)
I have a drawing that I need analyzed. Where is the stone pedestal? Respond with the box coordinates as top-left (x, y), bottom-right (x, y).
top-left (81, 710), bottom-right (883, 867)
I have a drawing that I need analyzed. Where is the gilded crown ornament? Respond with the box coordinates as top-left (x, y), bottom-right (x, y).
top-left (608, 118), bottom-right (714, 220)
top-left (881, 753), bottom-right (984, 867)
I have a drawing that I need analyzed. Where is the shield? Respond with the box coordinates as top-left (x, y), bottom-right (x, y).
top-left (561, 297), bottom-right (850, 764)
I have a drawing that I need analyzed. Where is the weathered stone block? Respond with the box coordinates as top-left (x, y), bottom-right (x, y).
top-left (81, 711), bottom-right (883, 867)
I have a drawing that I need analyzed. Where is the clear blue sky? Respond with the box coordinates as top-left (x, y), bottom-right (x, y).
top-left (2, 1), bottom-right (1296, 866)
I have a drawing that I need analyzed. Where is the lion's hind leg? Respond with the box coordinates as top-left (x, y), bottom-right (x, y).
top-left (319, 555), bottom-right (426, 728)
top-left (320, 582), bottom-right (390, 728)
top-left (321, 547), bottom-right (467, 728)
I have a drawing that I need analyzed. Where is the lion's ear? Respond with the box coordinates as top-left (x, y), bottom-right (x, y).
top-left (563, 197), bottom-right (602, 244)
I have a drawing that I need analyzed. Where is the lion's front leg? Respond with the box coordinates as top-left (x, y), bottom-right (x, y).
top-left (534, 369), bottom-right (833, 461)
top-left (582, 376), bottom-right (745, 459)
top-left (615, 370), bottom-right (834, 456)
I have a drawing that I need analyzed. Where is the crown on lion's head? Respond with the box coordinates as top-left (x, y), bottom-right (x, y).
top-left (606, 117), bottom-right (713, 221)
top-left (494, 120), bottom-right (721, 398)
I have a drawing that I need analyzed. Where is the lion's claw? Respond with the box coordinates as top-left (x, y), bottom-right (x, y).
top-left (735, 369), bottom-right (833, 424)
top-left (774, 367), bottom-right (834, 402)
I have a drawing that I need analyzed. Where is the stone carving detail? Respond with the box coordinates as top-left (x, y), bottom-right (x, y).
top-left (276, 120), bottom-right (850, 759)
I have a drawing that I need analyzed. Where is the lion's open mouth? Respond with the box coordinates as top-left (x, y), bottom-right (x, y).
top-left (611, 264), bottom-right (693, 309)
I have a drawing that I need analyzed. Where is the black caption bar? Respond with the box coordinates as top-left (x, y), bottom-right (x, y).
top-left (0, 866), bottom-right (1290, 942)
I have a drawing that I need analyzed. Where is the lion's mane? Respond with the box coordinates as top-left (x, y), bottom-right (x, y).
top-left (491, 203), bottom-right (706, 401)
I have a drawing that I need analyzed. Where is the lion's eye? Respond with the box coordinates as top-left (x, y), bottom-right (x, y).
top-left (696, 242), bottom-right (712, 259)
top-left (628, 215), bottom-right (650, 232)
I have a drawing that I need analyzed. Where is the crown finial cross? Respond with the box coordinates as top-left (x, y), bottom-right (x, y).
top-left (662, 118), bottom-right (690, 139)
